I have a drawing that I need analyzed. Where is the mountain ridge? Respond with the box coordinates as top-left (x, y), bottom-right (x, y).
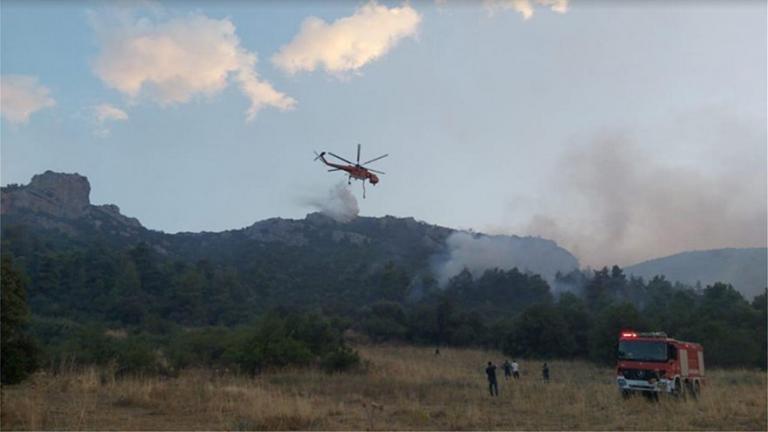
top-left (4, 171), bottom-right (765, 298)
top-left (1, 171), bottom-right (580, 283)
top-left (625, 247), bottom-right (767, 299)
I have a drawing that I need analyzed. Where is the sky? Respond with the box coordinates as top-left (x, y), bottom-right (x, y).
top-left (1, 0), bottom-right (766, 267)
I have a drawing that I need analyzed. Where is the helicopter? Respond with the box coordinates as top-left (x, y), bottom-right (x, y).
top-left (314, 144), bottom-right (388, 198)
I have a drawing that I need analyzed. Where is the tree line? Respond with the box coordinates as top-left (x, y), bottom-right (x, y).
top-left (359, 266), bottom-right (766, 369)
top-left (1, 236), bottom-right (765, 384)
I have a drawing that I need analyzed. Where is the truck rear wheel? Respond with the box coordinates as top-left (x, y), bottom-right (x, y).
top-left (690, 380), bottom-right (700, 400)
top-left (673, 379), bottom-right (686, 400)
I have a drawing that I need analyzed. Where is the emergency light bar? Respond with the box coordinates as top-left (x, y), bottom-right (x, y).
top-left (620, 331), bottom-right (668, 339)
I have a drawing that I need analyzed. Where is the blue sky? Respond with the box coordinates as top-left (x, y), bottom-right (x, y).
top-left (1, 1), bottom-right (765, 266)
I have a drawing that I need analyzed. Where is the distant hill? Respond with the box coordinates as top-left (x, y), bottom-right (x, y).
top-left (625, 248), bottom-right (767, 299)
top-left (1, 171), bottom-right (580, 317)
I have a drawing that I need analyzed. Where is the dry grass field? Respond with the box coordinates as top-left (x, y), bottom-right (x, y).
top-left (2, 345), bottom-right (766, 430)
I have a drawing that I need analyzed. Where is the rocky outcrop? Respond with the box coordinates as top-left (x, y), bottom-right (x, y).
top-left (2, 171), bottom-right (91, 218)
top-left (93, 204), bottom-right (143, 229)
top-left (1, 171), bottom-right (143, 231)
top-left (243, 218), bottom-right (309, 246)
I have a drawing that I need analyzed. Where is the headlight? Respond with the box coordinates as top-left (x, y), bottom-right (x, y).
top-left (618, 378), bottom-right (627, 387)
top-left (657, 381), bottom-right (667, 390)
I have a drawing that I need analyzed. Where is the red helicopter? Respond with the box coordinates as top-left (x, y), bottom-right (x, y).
top-left (314, 144), bottom-right (388, 198)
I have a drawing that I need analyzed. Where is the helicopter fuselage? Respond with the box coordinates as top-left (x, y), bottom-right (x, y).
top-left (319, 154), bottom-right (379, 184)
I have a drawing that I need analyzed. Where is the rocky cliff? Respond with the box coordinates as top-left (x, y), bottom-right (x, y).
top-left (1, 171), bottom-right (143, 236)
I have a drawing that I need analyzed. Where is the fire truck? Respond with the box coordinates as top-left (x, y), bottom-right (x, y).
top-left (616, 331), bottom-right (704, 399)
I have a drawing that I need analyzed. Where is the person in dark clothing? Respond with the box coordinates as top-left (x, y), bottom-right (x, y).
top-left (502, 359), bottom-right (512, 380)
top-left (542, 362), bottom-right (550, 382)
top-left (485, 361), bottom-right (499, 396)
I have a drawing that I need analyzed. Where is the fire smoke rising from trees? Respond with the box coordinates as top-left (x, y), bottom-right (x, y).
top-left (432, 231), bottom-right (579, 286)
top-left (516, 123), bottom-right (767, 267)
top-left (304, 182), bottom-right (360, 223)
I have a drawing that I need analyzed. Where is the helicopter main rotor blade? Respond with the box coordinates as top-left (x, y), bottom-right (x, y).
top-left (356, 143), bottom-right (361, 165)
top-left (328, 152), bottom-right (354, 165)
top-left (367, 168), bottom-right (386, 175)
top-left (361, 153), bottom-right (388, 166)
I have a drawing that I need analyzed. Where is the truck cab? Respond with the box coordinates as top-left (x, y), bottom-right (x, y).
top-left (616, 331), bottom-right (704, 398)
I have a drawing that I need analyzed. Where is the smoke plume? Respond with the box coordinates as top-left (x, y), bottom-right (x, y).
top-left (304, 182), bottom-right (360, 223)
top-left (432, 231), bottom-right (579, 286)
top-left (516, 124), bottom-right (767, 267)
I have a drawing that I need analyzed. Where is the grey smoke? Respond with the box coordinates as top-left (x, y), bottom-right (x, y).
top-left (432, 231), bottom-right (579, 286)
top-left (518, 126), bottom-right (767, 267)
top-left (305, 181), bottom-right (359, 223)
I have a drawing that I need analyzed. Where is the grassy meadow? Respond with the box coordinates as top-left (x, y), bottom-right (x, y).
top-left (1, 345), bottom-right (766, 430)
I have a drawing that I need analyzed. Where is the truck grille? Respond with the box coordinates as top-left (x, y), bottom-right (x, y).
top-left (620, 369), bottom-right (659, 380)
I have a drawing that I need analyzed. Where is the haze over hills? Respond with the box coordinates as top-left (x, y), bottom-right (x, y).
top-left (625, 248), bottom-right (767, 299)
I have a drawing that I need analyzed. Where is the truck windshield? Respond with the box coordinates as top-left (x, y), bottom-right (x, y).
top-left (617, 341), bottom-right (667, 362)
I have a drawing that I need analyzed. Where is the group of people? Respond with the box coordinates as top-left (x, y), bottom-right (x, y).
top-left (484, 360), bottom-right (550, 397)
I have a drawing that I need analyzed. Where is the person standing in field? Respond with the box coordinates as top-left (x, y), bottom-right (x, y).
top-left (512, 360), bottom-right (520, 379)
top-left (542, 362), bottom-right (550, 382)
top-left (485, 361), bottom-right (499, 396)
top-left (502, 359), bottom-right (512, 380)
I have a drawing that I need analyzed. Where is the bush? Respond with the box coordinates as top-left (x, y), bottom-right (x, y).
top-left (320, 345), bottom-right (361, 373)
top-left (231, 311), bottom-right (357, 374)
top-left (114, 338), bottom-right (161, 376)
top-left (1, 337), bottom-right (39, 385)
top-left (167, 327), bottom-right (231, 370)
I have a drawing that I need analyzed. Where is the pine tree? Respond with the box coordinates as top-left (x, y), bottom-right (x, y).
top-left (1, 255), bottom-right (39, 384)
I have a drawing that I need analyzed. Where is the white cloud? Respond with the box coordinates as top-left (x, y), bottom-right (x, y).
top-left (0, 75), bottom-right (56, 124)
top-left (272, 1), bottom-right (421, 75)
top-left (91, 10), bottom-right (295, 121)
top-left (91, 103), bottom-right (128, 137)
top-left (94, 103), bottom-right (128, 123)
top-left (485, 0), bottom-right (569, 19)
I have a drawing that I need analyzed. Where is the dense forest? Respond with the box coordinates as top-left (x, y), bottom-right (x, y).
top-left (1, 223), bottom-right (765, 384)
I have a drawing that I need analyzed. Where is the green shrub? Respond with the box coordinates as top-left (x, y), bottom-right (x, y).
top-left (114, 338), bottom-right (159, 376)
top-left (320, 345), bottom-right (361, 373)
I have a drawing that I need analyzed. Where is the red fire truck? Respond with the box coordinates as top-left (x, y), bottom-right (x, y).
top-left (616, 331), bottom-right (705, 399)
